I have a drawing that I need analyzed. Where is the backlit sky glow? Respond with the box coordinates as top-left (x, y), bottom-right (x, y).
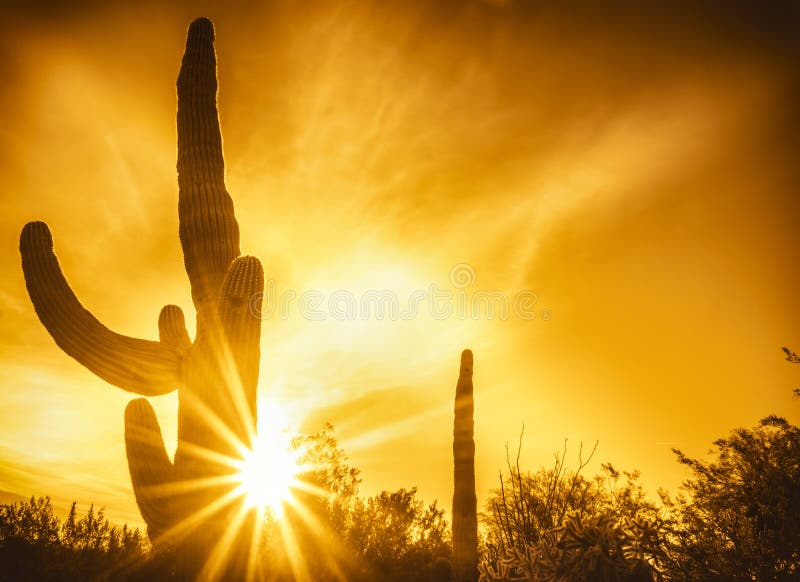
top-left (0, 0), bottom-right (799, 528)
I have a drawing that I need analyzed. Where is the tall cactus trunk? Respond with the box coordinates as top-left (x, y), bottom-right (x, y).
top-left (20, 17), bottom-right (262, 581)
top-left (453, 349), bottom-right (478, 582)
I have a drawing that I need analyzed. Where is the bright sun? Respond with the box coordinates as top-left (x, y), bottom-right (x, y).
top-left (234, 427), bottom-right (301, 516)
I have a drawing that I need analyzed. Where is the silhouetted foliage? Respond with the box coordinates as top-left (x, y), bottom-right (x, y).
top-left (784, 347), bottom-right (800, 398)
top-left (5, 415), bottom-right (798, 581)
top-left (0, 496), bottom-right (147, 581)
top-left (661, 416), bottom-right (800, 581)
top-left (483, 436), bottom-right (600, 551)
top-left (481, 511), bottom-right (664, 582)
top-left (252, 424), bottom-right (451, 582)
top-left (345, 488), bottom-right (450, 581)
top-left (480, 437), bottom-right (663, 581)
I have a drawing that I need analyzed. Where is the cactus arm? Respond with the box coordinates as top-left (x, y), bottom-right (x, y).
top-left (177, 17), bottom-right (240, 321)
top-left (453, 349), bottom-right (478, 582)
top-left (125, 398), bottom-right (174, 540)
top-left (216, 255), bottom-right (263, 447)
top-left (200, 256), bottom-right (264, 455)
top-left (172, 256), bottom-right (263, 473)
top-left (20, 221), bottom-right (181, 396)
top-left (158, 305), bottom-right (192, 351)
top-left (218, 256), bottom-right (263, 398)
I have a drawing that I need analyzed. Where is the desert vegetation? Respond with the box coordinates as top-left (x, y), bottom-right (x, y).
top-left (2, 411), bottom-right (799, 580)
top-left (0, 497), bottom-right (147, 580)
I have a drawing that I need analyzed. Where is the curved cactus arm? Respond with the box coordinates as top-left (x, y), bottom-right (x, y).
top-left (453, 349), bottom-right (478, 582)
top-left (20, 221), bottom-right (181, 396)
top-left (125, 398), bottom-right (174, 541)
top-left (177, 17), bottom-right (240, 319)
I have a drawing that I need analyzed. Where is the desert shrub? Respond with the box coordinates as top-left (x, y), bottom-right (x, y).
top-left (480, 512), bottom-right (663, 582)
top-left (480, 435), bottom-right (665, 582)
top-left (0, 497), bottom-right (147, 581)
top-left (344, 488), bottom-right (451, 581)
top-left (483, 435), bottom-right (660, 552)
top-left (661, 416), bottom-right (800, 582)
top-left (253, 424), bottom-right (451, 582)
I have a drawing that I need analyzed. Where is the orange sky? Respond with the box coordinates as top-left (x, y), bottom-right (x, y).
top-left (1, 0), bottom-right (799, 529)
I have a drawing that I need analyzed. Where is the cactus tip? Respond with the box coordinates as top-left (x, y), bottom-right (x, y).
top-left (233, 255), bottom-right (263, 271)
top-left (20, 221), bottom-right (53, 252)
top-left (125, 397), bottom-right (152, 423)
top-left (188, 17), bottom-right (215, 41)
top-left (158, 304), bottom-right (186, 327)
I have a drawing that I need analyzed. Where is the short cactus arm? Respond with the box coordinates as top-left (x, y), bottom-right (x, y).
top-left (177, 17), bottom-right (240, 319)
top-left (158, 304), bottom-right (192, 351)
top-left (20, 221), bottom-right (181, 396)
top-left (125, 398), bottom-right (174, 540)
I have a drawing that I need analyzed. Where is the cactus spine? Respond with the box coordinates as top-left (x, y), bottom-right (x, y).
top-left (20, 17), bottom-right (261, 579)
top-left (453, 349), bottom-right (478, 582)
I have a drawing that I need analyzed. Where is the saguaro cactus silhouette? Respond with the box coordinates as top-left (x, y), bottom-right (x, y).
top-left (19, 17), bottom-right (261, 578)
top-left (452, 349), bottom-right (478, 582)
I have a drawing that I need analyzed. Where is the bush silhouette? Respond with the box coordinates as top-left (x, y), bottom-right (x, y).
top-left (0, 497), bottom-right (147, 581)
top-left (480, 439), bottom-right (663, 582)
top-left (662, 416), bottom-right (800, 581)
top-left (3, 413), bottom-right (799, 581)
top-left (246, 424), bottom-right (452, 581)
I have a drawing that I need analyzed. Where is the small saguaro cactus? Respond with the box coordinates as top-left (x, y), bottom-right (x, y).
top-left (20, 17), bottom-right (261, 578)
top-left (453, 349), bottom-right (478, 582)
